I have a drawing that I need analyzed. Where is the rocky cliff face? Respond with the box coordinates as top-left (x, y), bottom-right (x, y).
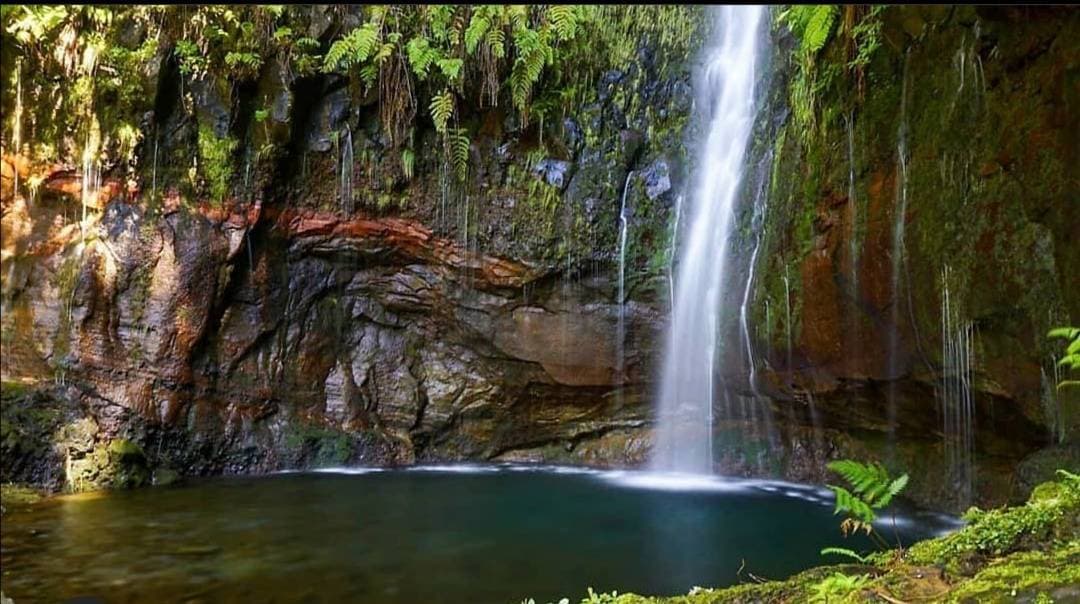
top-left (722, 6), bottom-right (1079, 509)
top-left (1, 6), bottom-right (688, 490)
top-left (1, 6), bottom-right (1075, 511)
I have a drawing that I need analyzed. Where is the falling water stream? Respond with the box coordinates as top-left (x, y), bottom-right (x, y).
top-left (652, 6), bottom-right (765, 474)
top-left (617, 170), bottom-right (635, 388)
top-left (339, 126), bottom-right (355, 214)
top-left (940, 265), bottom-right (976, 506)
top-left (887, 51), bottom-right (913, 452)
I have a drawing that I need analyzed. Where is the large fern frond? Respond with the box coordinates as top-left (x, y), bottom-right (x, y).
top-left (447, 128), bottom-right (470, 182)
top-left (429, 89), bottom-right (454, 133)
top-left (820, 547), bottom-right (868, 563)
top-left (464, 13), bottom-right (490, 54)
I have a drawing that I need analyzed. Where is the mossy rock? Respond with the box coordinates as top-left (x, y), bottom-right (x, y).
top-left (0, 484), bottom-right (44, 515)
top-left (282, 422), bottom-right (354, 468)
top-left (66, 438), bottom-right (151, 492)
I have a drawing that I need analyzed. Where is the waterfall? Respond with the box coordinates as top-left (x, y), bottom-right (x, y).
top-left (616, 171), bottom-right (634, 387)
top-left (939, 265), bottom-right (976, 505)
top-left (652, 6), bottom-right (765, 474)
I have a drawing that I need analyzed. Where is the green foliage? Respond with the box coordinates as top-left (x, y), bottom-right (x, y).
top-left (829, 459), bottom-right (909, 513)
top-left (819, 546), bottom-right (868, 563)
top-left (846, 6), bottom-right (885, 72)
top-left (808, 572), bottom-right (870, 603)
top-left (824, 459), bottom-right (908, 555)
top-left (778, 5), bottom-right (885, 136)
top-left (324, 22), bottom-right (380, 73)
top-left (429, 89), bottom-right (455, 133)
top-left (447, 128), bottom-right (470, 182)
top-left (780, 5), bottom-right (840, 56)
top-left (197, 126), bottom-right (237, 204)
top-left (1048, 327), bottom-right (1080, 390)
top-left (908, 471), bottom-right (1079, 567)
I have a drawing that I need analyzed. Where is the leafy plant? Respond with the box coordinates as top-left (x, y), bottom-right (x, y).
top-left (1048, 327), bottom-right (1080, 391)
top-left (446, 128), bottom-right (470, 182)
top-left (824, 459), bottom-right (909, 553)
top-left (809, 572), bottom-right (871, 603)
top-left (400, 148), bottom-right (415, 181)
top-left (197, 125), bottom-right (237, 204)
top-left (820, 546), bottom-right (869, 563)
top-left (429, 88), bottom-right (455, 134)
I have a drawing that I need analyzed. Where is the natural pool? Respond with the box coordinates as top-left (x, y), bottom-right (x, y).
top-left (0, 466), bottom-right (959, 603)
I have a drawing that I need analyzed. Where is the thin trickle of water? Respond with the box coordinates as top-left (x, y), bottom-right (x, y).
top-left (151, 135), bottom-right (159, 201)
top-left (12, 58), bottom-right (22, 198)
top-left (668, 193), bottom-right (684, 311)
top-left (463, 192), bottom-right (471, 256)
top-left (652, 6), bottom-right (765, 474)
top-left (80, 130), bottom-right (100, 241)
top-left (764, 300), bottom-right (772, 363)
top-left (739, 153), bottom-right (772, 397)
top-left (887, 51), bottom-right (913, 447)
top-left (845, 112), bottom-right (859, 303)
top-left (939, 265), bottom-right (975, 506)
top-left (339, 126), bottom-right (354, 214)
top-left (783, 267), bottom-right (793, 374)
top-left (1040, 364), bottom-right (1064, 445)
top-left (617, 171), bottom-right (635, 386)
top-left (243, 146), bottom-right (253, 201)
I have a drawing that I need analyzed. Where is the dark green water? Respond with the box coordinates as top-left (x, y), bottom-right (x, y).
top-left (1, 466), bottom-right (958, 603)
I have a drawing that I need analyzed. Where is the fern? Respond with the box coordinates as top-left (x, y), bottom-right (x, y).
top-left (464, 13), bottom-right (490, 54)
top-left (809, 573), bottom-right (870, 604)
top-left (1048, 326), bottom-right (1080, 389)
top-left (827, 460), bottom-right (907, 509)
top-left (802, 5), bottom-right (839, 55)
top-left (820, 547), bottom-right (868, 563)
top-left (406, 36), bottom-right (441, 78)
top-left (437, 57), bottom-right (463, 82)
top-left (485, 27), bottom-right (506, 58)
top-left (547, 6), bottom-right (579, 42)
top-left (447, 128), bottom-right (470, 182)
top-left (323, 22), bottom-right (379, 73)
top-left (825, 458), bottom-right (910, 551)
top-left (429, 89), bottom-right (454, 133)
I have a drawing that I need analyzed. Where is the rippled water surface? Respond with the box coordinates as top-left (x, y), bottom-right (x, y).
top-left (1, 466), bottom-right (959, 603)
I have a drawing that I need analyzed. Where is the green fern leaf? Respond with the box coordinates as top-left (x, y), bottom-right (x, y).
top-left (802, 5), bottom-right (838, 55)
top-left (548, 5), bottom-right (578, 41)
top-left (464, 14), bottom-right (490, 54)
top-left (486, 27), bottom-right (506, 58)
top-left (820, 547), bottom-right (868, 563)
top-left (448, 128), bottom-right (470, 182)
top-left (429, 89), bottom-right (454, 133)
top-left (437, 57), bottom-right (464, 82)
top-left (1047, 327), bottom-right (1080, 341)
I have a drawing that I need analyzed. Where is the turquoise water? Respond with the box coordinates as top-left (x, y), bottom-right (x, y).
top-left (0, 466), bottom-right (958, 603)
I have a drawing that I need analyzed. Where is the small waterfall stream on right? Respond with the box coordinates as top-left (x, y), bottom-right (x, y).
top-left (651, 6), bottom-right (767, 475)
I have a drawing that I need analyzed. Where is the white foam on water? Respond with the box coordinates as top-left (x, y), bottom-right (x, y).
top-left (405, 464), bottom-right (502, 474)
top-left (311, 467), bottom-right (386, 475)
